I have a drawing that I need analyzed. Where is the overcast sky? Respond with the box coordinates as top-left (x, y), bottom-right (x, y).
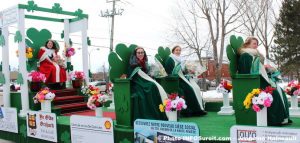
top-left (0, 0), bottom-right (281, 72)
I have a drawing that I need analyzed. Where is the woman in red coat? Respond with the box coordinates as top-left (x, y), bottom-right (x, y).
top-left (37, 40), bottom-right (67, 83)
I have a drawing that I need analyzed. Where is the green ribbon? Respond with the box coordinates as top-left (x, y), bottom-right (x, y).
top-left (172, 63), bottom-right (181, 75)
top-left (129, 67), bottom-right (141, 79)
top-left (270, 71), bottom-right (282, 83)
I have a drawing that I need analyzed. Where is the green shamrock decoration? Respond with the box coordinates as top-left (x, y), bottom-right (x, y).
top-left (19, 124), bottom-right (27, 138)
top-left (60, 131), bottom-right (71, 143)
top-left (61, 30), bottom-right (64, 39)
top-left (87, 37), bottom-right (91, 46)
top-left (226, 35), bottom-right (244, 76)
top-left (0, 72), bottom-right (5, 84)
top-left (66, 62), bottom-right (73, 72)
top-left (25, 28), bottom-right (52, 71)
top-left (108, 43), bottom-right (137, 82)
top-left (16, 72), bottom-right (24, 85)
top-left (52, 3), bottom-right (63, 13)
top-left (27, 1), bottom-right (38, 12)
top-left (155, 46), bottom-right (171, 66)
top-left (120, 138), bottom-right (131, 143)
top-left (0, 35), bottom-right (5, 46)
top-left (74, 9), bottom-right (84, 19)
top-left (14, 31), bottom-right (22, 43)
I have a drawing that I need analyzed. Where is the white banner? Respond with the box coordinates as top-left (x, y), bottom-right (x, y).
top-left (26, 111), bottom-right (57, 142)
top-left (230, 125), bottom-right (300, 143)
top-left (71, 115), bottom-right (114, 143)
top-left (0, 107), bottom-right (18, 133)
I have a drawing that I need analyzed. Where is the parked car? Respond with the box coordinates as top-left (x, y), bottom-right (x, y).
top-left (210, 80), bottom-right (217, 87)
top-left (197, 78), bottom-right (211, 91)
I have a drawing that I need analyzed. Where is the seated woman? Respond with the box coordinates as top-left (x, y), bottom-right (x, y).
top-left (128, 47), bottom-right (169, 121)
top-left (38, 40), bottom-right (67, 85)
top-left (238, 37), bottom-right (291, 126)
top-left (165, 46), bottom-right (207, 117)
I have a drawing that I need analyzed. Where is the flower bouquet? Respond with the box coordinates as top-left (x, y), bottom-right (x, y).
top-left (243, 86), bottom-right (275, 112)
top-left (53, 55), bottom-right (66, 68)
top-left (285, 80), bottom-right (300, 96)
top-left (16, 47), bottom-right (33, 59)
top-left (81, 85), bottom-right (100, 96)
top-left (184, 61), bottom-right (206, 77)
top-left (65, 47), bottom-right (75, 58)
top-left (69, 71), bottom-right (85, 88)
top-left (159, 93), bottom-right (187, 121)
top-left (243, 86), bottom-right (275, 126)
top-left (28, 71), bottom-right (46, 91)
top-left (149, 58), bottom-right (167, 78)
top-left (216, 80), bottom-right (233, 94)
top-left (87, 93), bottom-right (109, 117)
top-left (33, 87), bottom-right (55, 112)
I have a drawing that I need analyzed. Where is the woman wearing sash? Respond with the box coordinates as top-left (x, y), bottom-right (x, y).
top-left (165, 46), bottom-right (207, 116)
top-left (128, 46), bottom-right (169, 121)
top-left (237, 37), bottom-right (291, 126)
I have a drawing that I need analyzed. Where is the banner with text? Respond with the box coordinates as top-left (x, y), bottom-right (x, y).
top-left (70, 115), bottom-right (114, 143)
top-left (230, 125), bottom-right (300, 143)
top-left (134, 119), bottom-right (199, 143)
top-left (26, 111), bottom-right (57, 142)
top-left (0, 107), bottom-right (18, 133)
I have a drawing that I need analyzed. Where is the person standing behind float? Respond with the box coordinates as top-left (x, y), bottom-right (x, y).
top-left (165, 46), bottom-right (207, 117)
top-left (37, 40), bottom-right (67, 83)
top-left (128, 46), bottom-right (169, 121)
top-left (237, 37), bottom-right (291, 126)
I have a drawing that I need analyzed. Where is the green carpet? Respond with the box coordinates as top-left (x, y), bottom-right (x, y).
top-left (180, 112), bottom-right (300, 138)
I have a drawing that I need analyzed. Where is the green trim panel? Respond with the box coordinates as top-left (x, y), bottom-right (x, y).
top-left (25, 15), bottom-right (64, 22)
top-left (18, 4), bottom-right (88, 18)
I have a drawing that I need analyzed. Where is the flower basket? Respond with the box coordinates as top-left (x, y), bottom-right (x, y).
top-left (33, 87), bottom-right (55, 113)
top-left (159, 93), bottom-right (187, 121)
top-left (28, 71), bottom-right (46, 91)
top-left (30, 82), bottom-right (43, 92)
top-left (87, 93), bottom-right (109, 117)
top-left (72, 79), bottom-right (83, 89)
top-left (243, 86), bottom-right (275, 126)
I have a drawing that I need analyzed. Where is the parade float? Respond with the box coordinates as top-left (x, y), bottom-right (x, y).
top-left (0, 1), bottom-right (300, 143)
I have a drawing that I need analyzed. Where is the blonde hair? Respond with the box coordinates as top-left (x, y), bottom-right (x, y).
top-left (238, 37), bottom-right (259, 55)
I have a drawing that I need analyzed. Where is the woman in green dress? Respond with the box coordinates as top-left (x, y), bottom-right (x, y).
top-left (165, 46), bottom-right (207, 116)
top-left (129, 47), bottom-right (169, 121)
top-left (238, 37), bottom-right (291, 126)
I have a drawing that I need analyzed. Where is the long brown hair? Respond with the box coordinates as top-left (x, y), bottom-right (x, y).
top-left (238, 37), bottom-right (258, 55)
top-left (172, 45), bottom-right (181, 53)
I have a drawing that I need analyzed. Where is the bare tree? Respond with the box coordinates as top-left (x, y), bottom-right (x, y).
top-left (256, 0), bottom-right (277, 59)
top-left (194, 0), bottom-right (245, 84)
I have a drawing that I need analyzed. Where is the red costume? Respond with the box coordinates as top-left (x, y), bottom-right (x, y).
top-left (37, 47), bottom-right (67, 83)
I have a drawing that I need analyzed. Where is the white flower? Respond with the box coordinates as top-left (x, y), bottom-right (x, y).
top-left (252, 97), bottom-right (259, 105)
top-left (256, 96), bottom-right (264, 105)
top-left (171, 100), bottom-right (177, 108)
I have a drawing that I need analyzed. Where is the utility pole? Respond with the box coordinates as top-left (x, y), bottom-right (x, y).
top-left (100, 0), bottom-right (124, 52)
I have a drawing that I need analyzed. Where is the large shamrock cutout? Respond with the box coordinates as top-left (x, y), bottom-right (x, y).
top-left (108, 43), bottom-right (137, 82)
top-left (25, 28), bottom-right (52, 71)
top-left (226, 35), bottom-right (244, 76)
top-left (155, 46), bottom-right (171, 67)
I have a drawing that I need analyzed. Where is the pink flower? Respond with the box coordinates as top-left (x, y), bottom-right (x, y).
top-left (252, 104), bottom-right (261, 112)
top-left (264, 98), bottom-right (272, 107)
top-left (293, 89), bottom-right (300, 96)
top-left (176, 101), bottom-right (183, 110)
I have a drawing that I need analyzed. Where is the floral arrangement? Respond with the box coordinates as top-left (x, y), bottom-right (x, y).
top-left (65, 47), bottom-right (75, 57)
top-left (149, 59), bottom-right (168, 78)
top-left (184, 61), bottom-right (206, 77)
top-left (16, 47), bottom-right (33, 59)
top-left (81, 85), bottom-right (100, 96)
top-left (53, 55), bottom-right (66, 68)
top-left (159, 93), bottom-right (187, 112)
top-left (285, 80), bottom-right (300, 96)
top-left (87, 93), bottom-right (109, 110)
top-left (33, 87), bottom-right (55, 103)
top-left (243, 86), bottom-right (275, 112)
top-left (28, 71), bottom-right (46, 82)
top-left (216, 80), bottom-right (233, 94)
top-left (69, 71), bottom-right (85, 80)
